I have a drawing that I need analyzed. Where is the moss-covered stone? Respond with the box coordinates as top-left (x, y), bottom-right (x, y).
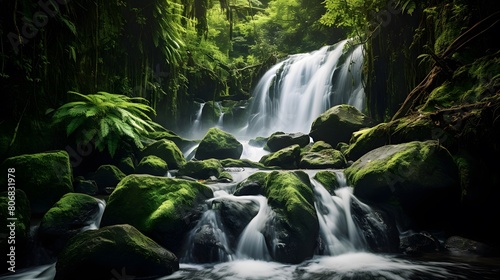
top-left (299, 148), bottom-right (347, 169)
top-left (74, 179), bottom-right (98, 195)
top-left (100, 175), bottom-right (213, 253)
top-left (313, 171), bottom-right (340, 195)
top-left (39, 193), bottom-right (102, 254)
top-left (177, 159), bottom-right (223, 180)
top-left (141, 139), bottom-right (186, 169)
top-left (0, 150), bottom-right (73, 216)
top-left (92, 164), bottom-right (126, 194)
top-left (266, 132), bottom-right (310, 152)
top-left (310, 104), bottom-right (375, 148)
top-left (259, 144), bottom-right (301, 169)
top-left (149, 129), bottom-right (197, 152)
top-left (136, 155), bottom-right (168, 176)
top-left (195, 128), bottom-right (243, 160)
top-left (55, 224), bottom-right (178, 280)
top-left (220, 158), bottom-right (266, 169)
top-left (0, 189), bottom-right (30, 270)
top-left (263, 171), bottom-right (319, 264)
top-left (233, 172), bottom-right (269, 196)
top-left (345, 140), bottom-right (460, 228)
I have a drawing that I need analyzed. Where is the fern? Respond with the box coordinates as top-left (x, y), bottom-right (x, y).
top-left (51, 91), bottom-right (159, 157)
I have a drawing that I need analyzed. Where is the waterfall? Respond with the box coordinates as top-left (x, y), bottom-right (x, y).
top-left (245, 39), bottom-right (365, 138)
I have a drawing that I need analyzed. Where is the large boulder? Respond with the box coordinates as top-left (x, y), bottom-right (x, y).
top-left (38, 193), bottom-right (103, 254)
top-left (177, 159), bottom-right (223, 180)
top-left (313, 170), bottom-right (341, 195)
top-left (141, 139), bottom-right (186, 169)
top-left (135, 155), bottom-right (168, 176)
top-left (0, 189), bottom-right (30, 271)
top-left (0, 151), bottom-right (73, 216)
top-left (195, 128), bottom-right (243, 160)
top-left (345, 140), bottom-right (460, 228)
top-left (259, 144), bottom-right (301, 169)
top-left (263, 171), bottom-right (319, 263)
top-left (217, 198), bottom-right (260, 247)
top-left (310, 104), bottom-right (374, 148)
top-left (55, 224), bottom-right (178, 280)
top-left (100, 175), bottom-right (213, 253)
top-left (266, 132), bottom-right (310, 152)
top-left (345, 115), bottom-right (439, 161)
top-left (233, 172), bottom-right (269, 196)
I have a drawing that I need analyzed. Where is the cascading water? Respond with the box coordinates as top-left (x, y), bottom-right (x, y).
top-left (245, 39), bottom-right (365, 138)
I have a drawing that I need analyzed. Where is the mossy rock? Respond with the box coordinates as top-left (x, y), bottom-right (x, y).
top-left (313, 171), bottom-right (340, 195)
top-left (141, 139), bottom-right (186, 169)
top-left (220, 158), bottom-right (266, 169)
top-left (299, 148), bottom-right (347, 169)
top-left (100, 175), bottom-right (213, 253)
top-left (0, 189), bottom-right (30, 270)
top-left (177, 159), bottom-right (223, 180)
top-left (310, 104), bottom-right (375, 148)
top-left (345, 115), bottom-right (447, 161)
top-left (39, 193), bottom-right (103, 254)
top-left (55, 224), bottom-right (178, 280)
top-left (195, 128), bottom-right (243, 160)
top-left (266, 132), bottom-right (310, 152)
top-left (92, 164), bottom-right (126, 194)
top-left (233, 171), bottom-right (269, 196)
top-left (263, 171), bottom-right (319, 263)
top-left (136, 155), bottom-right (168, 176)
top-left (259, 144), bottom-right (301, 169)
top-left (148, 130), bottom-right (197, 152)
top-left (0, 150), bottom-right (73, 216)
top-left (345, 140), bottom-right (460, 228)
top-left (74, 179), bottom-right (98, 195)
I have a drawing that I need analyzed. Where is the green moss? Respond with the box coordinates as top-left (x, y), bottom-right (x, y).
top-left (177, 158), bottom-right (223, 179)
top-left (40, 193), bottom-right (99, 230)
top-left (195, 128), bottom-right (243, 160)
top-left (0, 150), bottom-right (73, 216)
top-left (313, 171), bottom-right (340, 195)
top-left (259, 144), bottom-right (301, 169)
top-left (101, 175), bottom-right (213, 242)
top-left (299, 148), bottom-right (347, 169)
top-left (220, 158), bottom-right (266, 169)
top-left (141, 139), bottom-right (186, 169)
top-left (136, 155), bottom-right (168, 176)
top-left (117, 156), bottom-right (135, 175)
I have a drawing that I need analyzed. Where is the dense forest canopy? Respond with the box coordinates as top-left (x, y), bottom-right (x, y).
top-left (1, 0), bottom-right (499, 158)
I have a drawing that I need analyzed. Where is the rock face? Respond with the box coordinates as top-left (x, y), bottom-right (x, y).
top-left (141, 139), bottom-right (186, 169)
top-left (345, 140), bottom-right (460, 228)
top-left (39, 193), bottom-right (103, 254)
top-left (0, 150), bottom-right (73, 216)
top-left (100, 175), bottom-right (213, 253)
top-left (263, 171), bottom-right (319, 264)
top-left (259, 144), bottom-right (301, 169)
top-left (195, 128), bottom-right (243, 160)
top-left (310, 104), bottom-right (374, 148)
top-left (136, 155), bottom-right (168, 176)
top-left (177, 159), bottom-right (223, 180)
top-left (217, 198), bottom-right (259, 247)
top-left (55, 224), bottom-right (179, 280)
top-left (266, 132), bottom-right (310, 152)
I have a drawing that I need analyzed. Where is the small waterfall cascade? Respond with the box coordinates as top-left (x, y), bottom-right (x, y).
top-left (245, 39), bottom-right (365, 137)
top-left (235, 195), bottom-right (273, 261)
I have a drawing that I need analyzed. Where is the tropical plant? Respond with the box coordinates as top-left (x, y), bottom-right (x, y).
top-left (51, 91), bottom-right (160, 157)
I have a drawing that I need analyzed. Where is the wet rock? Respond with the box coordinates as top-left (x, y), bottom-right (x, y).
top-left (100, 175), bottom-right (213, 254)
top-left (38, 193), bottom-right (102, 255)
top-left (177, 159), bottom-right (223, 180)
top-left (92, 164), bottom-right (126, 194)
top-left (233, 172), bottom-right (268, 196)
top-left (55, 224), bottom-right (178, 280)
top-left (310, 104), bottom-right (374, 148)
top-left (141, 139), bottom-right (186, 169)
top-left (445, 236), bottom-right (495, 257)
top-left (266, 132), bottom-right (310, 152)
top-left (345, 140), bottom-right (460, 228)
top-left (195, 128), bottom-right (243, 160)
top-left (400, 231), bottom-right (442, 256)
top-left (136, 155), bottom-right (168, 176)
top-left (259, 144), bottom-right (301, 169)
top-left (217, 198), bottom-right (259, 246)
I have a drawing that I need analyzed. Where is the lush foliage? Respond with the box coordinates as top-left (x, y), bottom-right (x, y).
top-left (51, 91), bottom-right (158, 157)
